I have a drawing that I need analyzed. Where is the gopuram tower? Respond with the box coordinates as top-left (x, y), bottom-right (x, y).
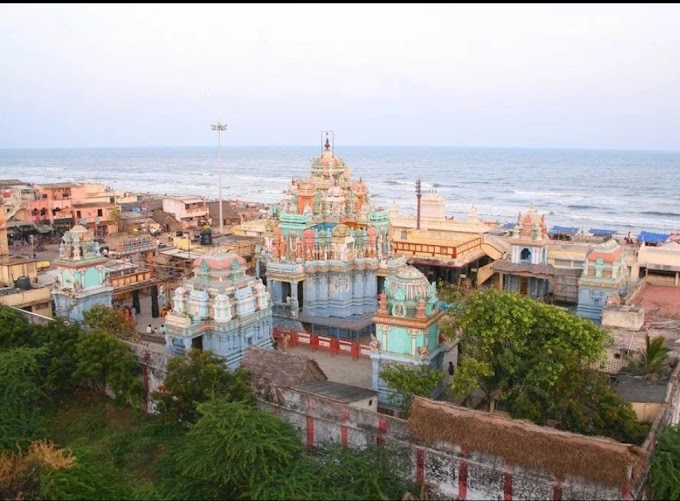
top-left (257, 131), bottom-right (406, 340)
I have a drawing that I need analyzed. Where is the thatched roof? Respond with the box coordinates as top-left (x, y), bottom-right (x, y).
top-left (241, 346), bottom-right (327, 388)
top-left (408, 397), bottom-right (647, 487)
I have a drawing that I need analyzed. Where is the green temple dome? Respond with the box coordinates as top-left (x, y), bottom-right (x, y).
top-left (385, 266), bottom-right (431, 302)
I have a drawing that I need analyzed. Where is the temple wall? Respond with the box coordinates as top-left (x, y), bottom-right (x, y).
top-left (122, 341), bottom-right (655, 500)
top-left (577, 286), bottom-right (624, 324)
top-left (257, 389), bottom-right (632, 501)
top-left (53, 289), bottom-right (113, 322)
top-left (302, 270), bottom-right (378, 318)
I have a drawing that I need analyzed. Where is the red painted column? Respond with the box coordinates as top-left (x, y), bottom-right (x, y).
top-left (306, 399), bottom-right (316, 451)
top-left (416, 448), bottom-right (425, 485)
top-left (552, 473), bottom-right (564, 500)
top-left (340, 409), bottom-right (350, 447)
top-left (621, 480), bottom-right (633, 500)
top-left (503, 461), bottom-right (513, 501)
top-left (458, 447), bottom-right (469, 500)
top-left (377, 416), bottom-right (389, 445)
top-left (142, 351), bottom-right (150, 413)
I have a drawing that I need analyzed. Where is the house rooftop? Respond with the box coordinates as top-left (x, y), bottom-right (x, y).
top-left (0, 179), bottom-right (27, 187)
top-left (611, 372), bottom-right (669, 403)
top-left (36, 182), bottom-right (81, 189)
top-left (294, 380), bottom-right (376, 404)
top-left (241, 346), bottom-right (327, 388)
top-left (170, 196), bottom-right (205, 204)
top-left (71, 202), bottom-right (116, 209)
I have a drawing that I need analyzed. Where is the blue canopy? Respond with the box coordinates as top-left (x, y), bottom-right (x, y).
top-left (548, 225), bottom-right (579, 236)
top-left (589, 228), bottom-right (616, 237)
top-left (637, 231), bottom-right (669, 244)
top-left (502, 222), bottom-right (516, 230)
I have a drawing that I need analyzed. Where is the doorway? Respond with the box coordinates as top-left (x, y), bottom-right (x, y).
top-left (519, 277), bottom-right (529, 295)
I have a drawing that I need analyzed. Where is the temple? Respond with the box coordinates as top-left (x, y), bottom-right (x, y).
top-left (164, 248), bottom-right (273, 370)
top-left (493, 206), bottom-right (554, 299)
top-left (370, 266), bottom-right (447, 407)
top-left (257, 132), bottom-right (406, 340)
top-left (577, 238), bottom-right (630, 324)
top-left (51, 225), bottom-right (114, 322)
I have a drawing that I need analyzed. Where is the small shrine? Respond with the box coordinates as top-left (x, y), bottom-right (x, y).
top-left (164, 248), bottom-right (273, 370)
top-left (52, 224), bottom-right (113, 322)
top-left (370, 265), bottom-right (446, 408)
top-left (501, 205), bottom-right (551, 299)
top-left (577, 238), bottom-right (630, 324)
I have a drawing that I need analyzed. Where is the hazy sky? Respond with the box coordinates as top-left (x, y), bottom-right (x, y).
top-left (1, 4), bottom-right (679, 149)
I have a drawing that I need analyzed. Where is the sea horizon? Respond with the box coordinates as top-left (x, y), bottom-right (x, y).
top-left (1, 145), bottom-right (679, 237)
top-left (2, 145), bottom-right (679, 154)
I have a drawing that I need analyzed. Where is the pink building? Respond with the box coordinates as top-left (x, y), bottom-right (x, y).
top-left (28, 182), bottom-right (118, 236)
top-left (162, 196), bottom-right (208, 230)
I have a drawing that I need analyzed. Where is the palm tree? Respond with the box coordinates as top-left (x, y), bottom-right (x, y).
top-left (628, 335), bottom-right (670, 382)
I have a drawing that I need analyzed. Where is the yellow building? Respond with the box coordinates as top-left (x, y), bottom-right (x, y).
top-left (232, 219), bottom-right (267, 238)
top-left (387, 194), bottom-right (500, 285)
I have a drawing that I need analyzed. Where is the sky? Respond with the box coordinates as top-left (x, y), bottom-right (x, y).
top-left (1, 3), bottom-right (679, 150)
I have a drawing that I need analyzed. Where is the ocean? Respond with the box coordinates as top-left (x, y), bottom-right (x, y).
top-left (0, 146), bottom-right (678, 236)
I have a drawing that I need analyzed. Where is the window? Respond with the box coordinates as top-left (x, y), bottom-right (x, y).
top-left (520, 248), bottom-right (531, 261)
top-left (400, 230), bottom-right (407, 240)
top-left (76, 211), bottom-right (81, 219)
top-left (97, 209), bottom-right (103, 217)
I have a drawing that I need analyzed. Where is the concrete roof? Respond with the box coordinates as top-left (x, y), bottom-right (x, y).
top-left (36, 182), bottom-right (81, 189)
top-left (294, 380), bottom-right (377, 404)
top-left (169, 196), bottom-right (205, 204)
top-left (612, 372), bottom-right (669, 403)
top-left (493, 260), bottom-right (583, 277)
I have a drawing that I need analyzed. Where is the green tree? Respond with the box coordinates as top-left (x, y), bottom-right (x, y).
top-left (445, 289), bottom-right (642, 442)
top-left (0, 305), bottom-right (37, 350)
top-left (627, 334), bottom-right (670, 382)
top-left (151, 348), bottom-right (254, 426)
top-left (249, 443), bottom-right (418, 501)
top-left (39, 446), bottom-right (133, 500)
top-left (159, 398), bottom-right (304, 500)
top-left (82, 305), bottom-right (139, 342)
top-left (32, 319), bottom-right (84, 392)
top-left (378, 362), bottom-right (444, 416)
top-left (648, 425), bottom-right (680, 500)
top-left (0, 347), bottom-right (47, 450)
top-left (73, 330), bottom-right (143, 405)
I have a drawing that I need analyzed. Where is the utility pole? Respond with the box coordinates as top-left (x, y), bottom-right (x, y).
top-left (416, 178), bottom-right (422, 230)
top-left (211, 122), bottom-right (228, 234)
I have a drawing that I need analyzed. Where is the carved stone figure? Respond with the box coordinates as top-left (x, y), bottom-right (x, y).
top-left (378, 293), bottom-right (388, 314)
top-left (416, 298), bottom-right (426, 319)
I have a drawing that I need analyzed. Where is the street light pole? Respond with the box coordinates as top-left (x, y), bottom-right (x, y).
top-left (211, 122), bottom-right (228, 234)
